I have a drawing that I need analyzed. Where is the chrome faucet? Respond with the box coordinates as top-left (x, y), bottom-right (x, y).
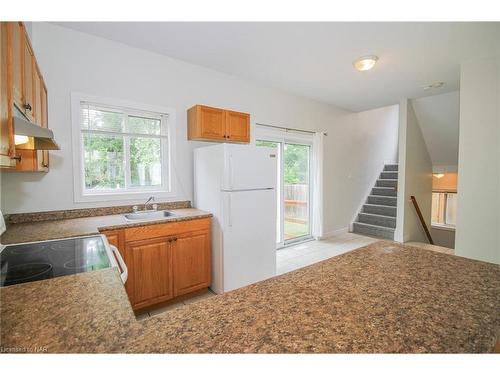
top-left (144, 196), bottom-right (155, 211)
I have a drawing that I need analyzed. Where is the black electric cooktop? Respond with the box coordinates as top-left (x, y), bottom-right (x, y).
top-left (0, 236), bottom-right (111, 287)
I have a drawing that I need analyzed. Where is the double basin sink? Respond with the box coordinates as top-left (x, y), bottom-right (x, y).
top-left (123, 210), bottom-right (177, 221)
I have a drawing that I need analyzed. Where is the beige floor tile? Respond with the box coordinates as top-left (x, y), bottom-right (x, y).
top-left (182, 290), bottom-right (216, 305)
top-left (276, 233), bottom-right (378, 273)
top-left (149, 301), bottom-right (184, 316)
top-left (135, 313), bottom-right (150, 321)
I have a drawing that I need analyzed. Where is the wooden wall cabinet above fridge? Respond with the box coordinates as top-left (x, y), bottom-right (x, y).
top-left (0, 22), bottom-right (51, 171)
top-left (187, 105), bottom-right (250, 144)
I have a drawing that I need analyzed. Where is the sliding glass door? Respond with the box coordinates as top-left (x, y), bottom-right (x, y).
top-left (283, 143), bottom-right (311, 242)
top-left (256, 134), bottom-right (313, 248)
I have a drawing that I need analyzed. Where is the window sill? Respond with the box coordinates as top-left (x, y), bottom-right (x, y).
top-left (431, 223), bottom-right (456, 232)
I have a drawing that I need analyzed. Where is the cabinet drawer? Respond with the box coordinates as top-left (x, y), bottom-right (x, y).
top-left (124, 217), bottom-right (210, 242)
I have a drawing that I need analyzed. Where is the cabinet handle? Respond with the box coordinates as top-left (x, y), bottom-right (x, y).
top-left (24, 103), bottom-right (32, 112)
top-left (11, 155), bottom-right (22, 162)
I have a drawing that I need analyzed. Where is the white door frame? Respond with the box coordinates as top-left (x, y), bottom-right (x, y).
top-left (254, 126), bottom-right (314, 249)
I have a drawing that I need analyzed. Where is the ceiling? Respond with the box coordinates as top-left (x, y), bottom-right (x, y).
top-left (411, 91), bottom-right (459, 169)
top-left (54, 22), bottom-right (500, 111)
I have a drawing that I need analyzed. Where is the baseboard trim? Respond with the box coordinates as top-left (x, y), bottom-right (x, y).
top-left (318, 227), bottom-right (349, 240)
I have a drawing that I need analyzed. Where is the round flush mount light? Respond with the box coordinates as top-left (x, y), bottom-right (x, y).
top-left (433, 173), bottom-right (445, 179)
top-left (353, 55), bottom-right (379, 71)
top-left (423, 81), bottom-right (445, 91)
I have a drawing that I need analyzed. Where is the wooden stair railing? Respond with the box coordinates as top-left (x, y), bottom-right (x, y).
top-left (410, 195), bottom-right (434, 245)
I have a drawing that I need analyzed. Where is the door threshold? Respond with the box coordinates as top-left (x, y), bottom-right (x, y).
top-left (278, 236), bottom-right (315, 250)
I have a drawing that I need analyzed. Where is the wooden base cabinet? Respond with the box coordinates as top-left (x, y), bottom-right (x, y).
top-left (173, 230), bottom-right (211, 297)
top-left (101, 218), bottom-right (211, 310)
top-left (126, 238), bottom-right (173, 310)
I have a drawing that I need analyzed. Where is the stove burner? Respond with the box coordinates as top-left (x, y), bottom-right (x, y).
top-left (2, 263), bottom-right (53, 285)
top-left (49, 242), bottom-right (74, 251)
top-left (63, 256), bottom-right (101, 270)
top-left (9, 244), bottom-right (50, 255)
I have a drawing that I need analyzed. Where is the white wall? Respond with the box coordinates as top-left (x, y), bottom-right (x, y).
top-left (343, 105), bottom-right (400, 232)
top-left (431, 227), bottom-right (455, 249)
top-left (411, 91), bottom-right (460, 172)
top-left (1, 22), bottom-right (399, 238)
top-left (395, 99), bottom-right (433, 243)
top-left (455, 57), bottom-right (500, 265)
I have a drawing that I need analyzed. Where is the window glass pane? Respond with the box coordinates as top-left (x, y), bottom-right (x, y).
top-left (130, 137), bottom-right (162, 187)
top-left (284, 143), bottom-right (310, 241)
top-left (128, 116), bottom-right (162, 135)
top-left (445, 193), bottom-right (458, 226)
top-left (83, 134), bottom-right (125, 190)
top-left (81, 106), bottom-right (123, 133)
top-left (432, 192), bottom-right (445, 224)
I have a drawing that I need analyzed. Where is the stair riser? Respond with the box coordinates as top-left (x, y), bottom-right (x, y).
top-left (353, 223), bottom-right (394, 240)
top-left (376, 179), bottom-right (398, 188)
top-left (367, 196), bottom-right (397, 206)
top-left (358, 213), bottom-right (396, 228)
top-left (380, 171), bottom-right (398, 179)
top-left (363, 204), bottom-right (397, 217)
top-left (384, 164), bottom-right (399, 172)
top-left (371, 187), bottom-right (397, 197)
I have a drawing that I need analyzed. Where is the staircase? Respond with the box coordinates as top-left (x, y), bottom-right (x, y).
top-left (352, 164), bottom-right (398, 240)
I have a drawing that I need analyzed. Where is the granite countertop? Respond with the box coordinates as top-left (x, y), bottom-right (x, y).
top-left (0, 208), bottom-right (212, 244)
top-left (1, 241), bottom-right (499, 353)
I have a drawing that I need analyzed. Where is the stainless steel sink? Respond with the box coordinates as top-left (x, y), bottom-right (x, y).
top-left (123, 210), bottom-right (176, 221)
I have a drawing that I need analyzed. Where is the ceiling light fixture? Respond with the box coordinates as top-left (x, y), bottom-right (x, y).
top-left (353, 55), bottom-right (378, 72)
top-left (433, 173), bottom-right (445, 179)
top-left (423, 81), bottom-right (445, 91)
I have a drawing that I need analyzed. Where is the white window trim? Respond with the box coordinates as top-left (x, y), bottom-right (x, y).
top-left (71, 92), bottom-right (178, 203)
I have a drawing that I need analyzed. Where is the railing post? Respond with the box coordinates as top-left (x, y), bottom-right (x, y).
top-left (410, 195), bottom-right (434, 245)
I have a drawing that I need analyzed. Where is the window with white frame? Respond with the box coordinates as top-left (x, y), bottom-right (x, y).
top-left (72, 94), bottom-right (175, 201)
top-left (431, 192), bottom-right (457, 227)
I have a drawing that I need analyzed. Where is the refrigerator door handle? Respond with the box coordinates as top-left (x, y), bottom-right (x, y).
top-left (228, 154), bottom-right (234, 190)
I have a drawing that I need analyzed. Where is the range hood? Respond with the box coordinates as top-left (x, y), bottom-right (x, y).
top-left (14, 114), bottom-right (60, 151)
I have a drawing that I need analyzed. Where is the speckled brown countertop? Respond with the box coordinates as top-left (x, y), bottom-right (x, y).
top-left (1, 241), bottom-right (499, 353)
top-left (0, 208), bottom-right (212, 244)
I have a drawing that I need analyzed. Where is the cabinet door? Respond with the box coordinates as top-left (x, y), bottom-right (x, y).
top-left (125, 238), bottom-right (173, 309)
top-left (0, 23), bottom-right (15, 167)
top-left (225, 110), bottom-right (250, 143)
top-left (33, 69), bottom-right (48, 171)
top-left (39, 82), bottom-right (49, 170)
top-left (22, 37), bottom-right (34, 121)
top-left (199, 105), bottom-right (226, 140)
top-left (10, 22), bottom-right (23, 110)
top-left (172, 230), bottom-right (211, 297)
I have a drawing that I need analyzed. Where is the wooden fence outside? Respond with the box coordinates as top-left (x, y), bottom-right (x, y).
top-left (284, 184), bottom-right (309, 224)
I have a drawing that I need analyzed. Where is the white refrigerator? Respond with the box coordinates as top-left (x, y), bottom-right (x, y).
top-left (194, 144), bottom-right (277, 294)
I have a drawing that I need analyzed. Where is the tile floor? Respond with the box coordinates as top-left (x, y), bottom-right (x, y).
top-left (276, 232), bottom-right (379, 275)
top-left (138, 231), bottom-right (379, 319)
top-left (136, 289), bottom-right (217, 320)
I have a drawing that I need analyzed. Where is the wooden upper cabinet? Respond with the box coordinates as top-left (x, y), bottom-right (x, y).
top-left (172, 230), bottom-right (211, 297)
top-left (22, 37), bottom-right (34, 121)
top-left (0, 22), bottom-right (50, 171)
top-left (187, 104), bottom-right (250, 143)
top-left (125, 237), bottom-right (173, 309)
top-left (0, 23), bottom-right (15, 167)
top-left (10, 22), bottom-right (23, 111)
top-left (225, 110), bottom-right (250, 143)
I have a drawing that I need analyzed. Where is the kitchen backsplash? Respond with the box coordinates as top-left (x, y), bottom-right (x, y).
top-left (7, 201), bottom-right (192, 224)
